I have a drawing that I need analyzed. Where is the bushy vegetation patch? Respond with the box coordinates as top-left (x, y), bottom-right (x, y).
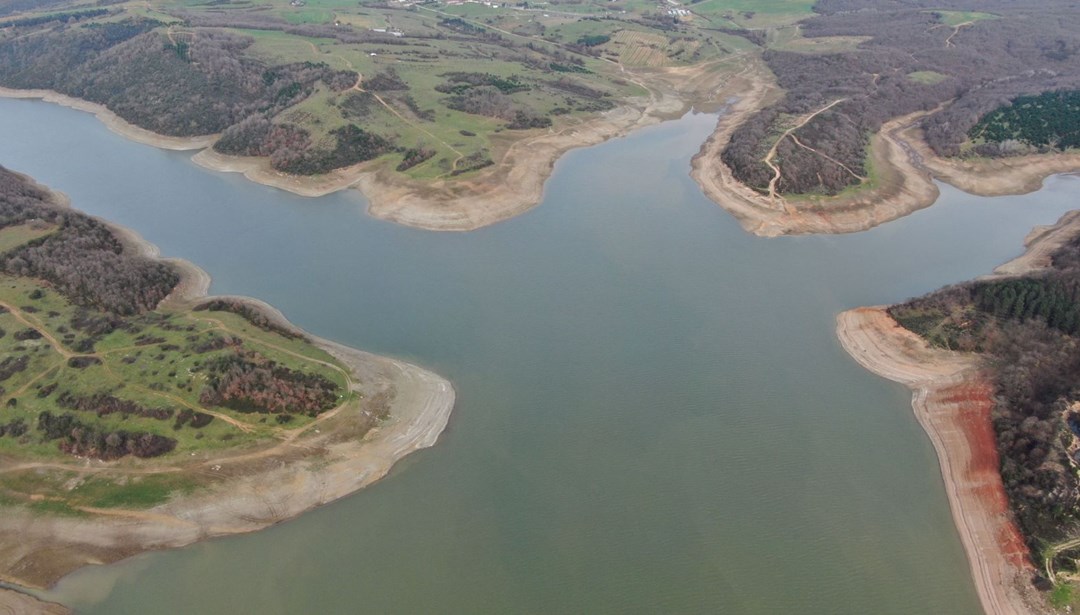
top-left (397, 147), bottom-right (437, 172)
top-left (56, 392), bottom-right (174, 421)
top-left (198, 351), bottom-right (339, 416)
top-left (194, 299), bottom-right (304, 340)
top-left (37, 411), bottom-right (177, 460)
top-left (271, 124), bottom-right (394, 175)
top-left (0, 167), bottom-right (179, 315)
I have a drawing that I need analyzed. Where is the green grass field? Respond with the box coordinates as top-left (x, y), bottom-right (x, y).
top-left (767, 26), bottom-right (868, 53)
top-left (689, 0), bottom-right (815, 27)
top-left (0, 222), bottom-right (359, 510)
top-left (932, 10), bottom-right (998, 27)
top-left (0, 223), bottom-right (55, 254)
top-left (907, 70), bottom-right (948, 85)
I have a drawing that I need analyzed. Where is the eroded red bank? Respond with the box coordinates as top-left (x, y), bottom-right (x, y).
top-left (935, 380), bottom-right (1031, 569)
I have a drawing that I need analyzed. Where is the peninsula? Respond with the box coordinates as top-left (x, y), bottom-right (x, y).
top-left (692, 0), bottom-right (1080, 236)
top-left (0, 166), bottom-right (454, 597)
top-left (841, 211), bottom-right (1080, 613)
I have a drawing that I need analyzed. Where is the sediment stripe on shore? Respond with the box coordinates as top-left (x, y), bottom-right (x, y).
top-left (836, 307), bottom-right (1035, 615)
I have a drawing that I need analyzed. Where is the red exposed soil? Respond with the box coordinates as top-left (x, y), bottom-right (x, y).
top-left (935, 380), bottom-right (1032, 570)
top-left (837, 307), bottom-right (1039, 614)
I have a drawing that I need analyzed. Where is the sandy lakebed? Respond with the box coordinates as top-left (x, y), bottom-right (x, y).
top-left (0, 175), bottom-right (455, 602)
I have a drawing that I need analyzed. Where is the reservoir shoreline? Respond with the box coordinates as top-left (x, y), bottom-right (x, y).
top-left (7, 88), bottom-right (1073, 614)
top-left (692, 103), bottom-right (1080, 238)
top-left (0, 171), bottom-right (455, 594)
top-left (5, 70), bottom-right (1078, 237)
top-left (837, 212), bottom-right (1080, 615)
top-left (0, 60), bottom-right (718, 232)
top-left (836, 308), bottom-right (1034, 615)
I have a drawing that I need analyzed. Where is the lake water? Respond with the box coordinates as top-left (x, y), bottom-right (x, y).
top-left (1, 97), bottom-right (1078, 613)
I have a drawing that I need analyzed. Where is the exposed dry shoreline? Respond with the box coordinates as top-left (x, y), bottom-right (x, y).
top-left (1, 59), bottom-right (738, 232)
top-left (899, 123), bottom-right (1080, 200)
top-left (0, 587), bottom-right (69, 614)
top-left (0, 176), bottom-right (455, 595)
top-left (0, 88), bottom-right (216, 151)
top-left (836, 212), bottom-right (1080, 615)
top-left (691, 94), bottom-right (1080, 237)
top-left (837, 308), bottom-right (1037, 615)
top-left (190, 59), bottom-right (736, 231)
top-left (5, 65), bottom-right (1077, 237)
top-left (991, 210), bottom-right (1080, 277)
top-left (693, 105), bottom-right (940, 237)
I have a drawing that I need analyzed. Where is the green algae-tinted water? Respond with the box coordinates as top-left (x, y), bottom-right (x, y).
top-left (2, 97), bottom-right (1078, 613)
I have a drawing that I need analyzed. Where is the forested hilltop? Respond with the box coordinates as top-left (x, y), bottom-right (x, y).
top-left (720, 0), bottom-right (1080, 196)
top-left (889, 232), bottom-right (1080, 604)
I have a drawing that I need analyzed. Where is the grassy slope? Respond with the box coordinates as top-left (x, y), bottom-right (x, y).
top-left (0, 226), bottom-right (354, 510)
top-left (3, 0), bottom-right (814, 179)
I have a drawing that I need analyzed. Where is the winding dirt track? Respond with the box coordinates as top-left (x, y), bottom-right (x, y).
top-left (0, 299), bottom-right (260, 435)
top-left (691, 81), bottom-right (1080, 237)
top-left (0, 301), bottom-right (74, 359)
top-left (763, 98), bottom-right (847, 200)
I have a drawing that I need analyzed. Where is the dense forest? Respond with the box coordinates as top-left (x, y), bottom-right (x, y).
top-left (721, 0), bottom-right (1080, 195)
top-left (0, 18), bottom-right (354, 136)
top-left (967, 90), bottom-right (1080, 155)
top-left (0, 167), bottom-right (178, 315)
top-left (889, 235), bottom-right (1080, 565)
